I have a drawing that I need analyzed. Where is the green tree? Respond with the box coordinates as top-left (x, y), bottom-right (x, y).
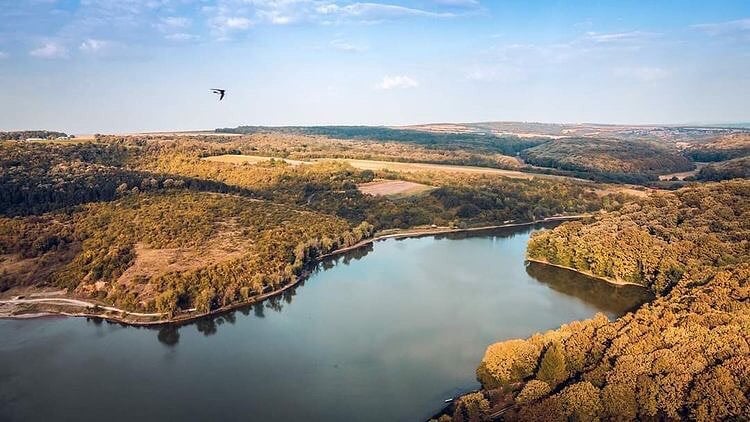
top-left (537, 341), bottom-right (568, 388)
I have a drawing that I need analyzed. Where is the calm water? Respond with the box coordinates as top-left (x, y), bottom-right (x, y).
top-left (0, 224), bottom-right (651, 422)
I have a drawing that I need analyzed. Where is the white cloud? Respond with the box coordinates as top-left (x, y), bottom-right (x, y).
top-left (256, 9), bottom-right (294, 25)
top-left (584, 31), bottom-right (658, 45)
top-left (613, 66), bottom-right (670, 82)
top-left (692, 18), bottom-right (750, 37)
top-left (223, 16), bottom-right (252, 29)
top-left (376, 75), bottom-right (419, 90)
top-left (330, 39), bottom-right (366, 52)
top-left (317, 3), bottom-right (455, 20)
top-left (30, 42), bottom-right (68, 59)
top-left (165, 32), bottom-right (198, 42)
top-left (432, 0), bottom-right (479, 7)
top-left (209, 15), bottom-right (253, 39)
top-left (160, 16), bottom-right (191, 29)
top-left (0, 51), bottom-right (8, 59)
top-left (79, 38), bottom-right (110, 53)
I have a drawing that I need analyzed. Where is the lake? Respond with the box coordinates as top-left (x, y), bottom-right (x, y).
top-left (0, 223), bottom-right (651, 422)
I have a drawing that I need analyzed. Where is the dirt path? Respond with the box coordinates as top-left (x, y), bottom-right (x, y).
top-left (0, 297), bottom-right (165, 317)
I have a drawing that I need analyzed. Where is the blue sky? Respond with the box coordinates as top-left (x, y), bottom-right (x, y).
top-left (0, 0), bottom-right (749, 133)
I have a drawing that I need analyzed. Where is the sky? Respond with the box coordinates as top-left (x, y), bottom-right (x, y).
top-left (0, 0), bottom-right (749, 133)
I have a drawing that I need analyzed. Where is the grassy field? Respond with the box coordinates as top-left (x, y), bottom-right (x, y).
top-left (202, 154), bottom-right (573, 181)
top-left (200, 154), bottom-right (658, 199)
top-left (202, 154), bottom-right (310, 165)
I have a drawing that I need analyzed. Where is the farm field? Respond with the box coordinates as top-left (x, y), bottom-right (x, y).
top-left (357, 179), bottom-right (435, 197)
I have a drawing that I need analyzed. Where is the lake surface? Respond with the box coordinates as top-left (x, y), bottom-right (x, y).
top-left (0, 224), bottom-right (651, 422)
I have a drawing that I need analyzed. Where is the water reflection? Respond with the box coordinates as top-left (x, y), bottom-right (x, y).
top-left (151, 225), bottom-right (650, 348)
top-left (157, 326), bottom-right (180, 346)
top-left (525, 261), bottom-right (653, 315)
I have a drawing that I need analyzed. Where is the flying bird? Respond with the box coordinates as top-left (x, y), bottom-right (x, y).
top-left (211, 89), bottom-right (226, 101)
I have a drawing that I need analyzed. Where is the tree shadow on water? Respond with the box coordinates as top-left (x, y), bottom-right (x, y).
top-left (525, 261), bottom-right (654, 316)
top-left (157, 325), bottom-right (180, 347)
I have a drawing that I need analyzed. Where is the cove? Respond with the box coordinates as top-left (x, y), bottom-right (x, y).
top-left (0, 223), bottom-right (651, 422)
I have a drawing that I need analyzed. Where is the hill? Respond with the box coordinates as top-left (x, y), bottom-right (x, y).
top-left (442, 180), bottom-right (749, 421)
top-left (694, 156), bottom-right (750, 181)
top-left (520, 138), bottom-right (694, 177)
top-left (215, 125), bottom-right (548, 157)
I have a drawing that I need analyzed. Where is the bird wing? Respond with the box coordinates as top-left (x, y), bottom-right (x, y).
top-left (219, 91), bottom-right (225, 100)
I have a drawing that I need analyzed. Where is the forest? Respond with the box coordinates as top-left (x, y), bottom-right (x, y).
top-left (520, 138), bottom-right (694, 176)
top-left (0, 136), bottom-right (615, 318)
top-left (439, 180), bottom-right (749, 421)
top-left (215, 125), bottom-right (750, 186)
top-left (0, 130), bottom-right (69, 140)
top-left (215, 125), bottom-right (548, 156)
top-left (685, 133), bottom-right (750, 162)
top-left (1, 130), bottom-right (748, 419)
top-left (693, 156), bottom-right (750, 181)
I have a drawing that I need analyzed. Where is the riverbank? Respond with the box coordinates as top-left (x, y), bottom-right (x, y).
top-left (525, 258), bottom-right (647, 288)
top-left (0, 214), bottom-right (589, 326)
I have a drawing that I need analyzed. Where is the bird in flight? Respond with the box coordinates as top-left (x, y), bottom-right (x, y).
top-left (211, 89), bottom-right (226, 101)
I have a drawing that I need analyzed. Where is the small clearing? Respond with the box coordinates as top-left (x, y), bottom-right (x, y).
top-left (115, 243), bottom-right (247, 286)
top-left (358, 180), bottom-right (435, 197)
top-left (658, 163), bottom-right (705, 180)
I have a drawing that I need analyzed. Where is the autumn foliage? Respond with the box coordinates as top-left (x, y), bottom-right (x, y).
top-left (446, 180), bottom-right (749, 421)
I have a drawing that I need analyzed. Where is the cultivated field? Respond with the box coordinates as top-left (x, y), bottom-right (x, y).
top-left (357, 180), bottom-right (435, 197)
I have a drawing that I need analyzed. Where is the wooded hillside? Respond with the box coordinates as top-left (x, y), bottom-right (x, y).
top-left (520, 138), bottom-right (694, 176)
top-left (442, 181), bottom-right (749, 421)
top-left (694, 156), bottom-right (750, 181)
top-left (0, 136), bottom-right (617, 317)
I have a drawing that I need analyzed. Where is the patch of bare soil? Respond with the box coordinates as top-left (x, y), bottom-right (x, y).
top-left (94, 224), bottom-right (254, 306)
top-left (117, 243), bottom-right (246, 286)
top-left (358, 180), bottom-right (435, 197)
top-left (593, 185), bottom-right (657, 198)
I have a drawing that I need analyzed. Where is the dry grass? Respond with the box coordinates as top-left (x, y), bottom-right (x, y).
top-left (115, 219), bottom-right (252, 288)
top-left (202, 154), bottom-right (579, 182)
top-left (593, 186), bottom-right (656, 198)
top-left (116, 243), bottom-right (246, 286)
top-left (357, 180), bottom-right (435, 197)
top-left (320, 158), bottom-right (565, 180)
top-left (80, 220), bottom-right (256, 305)
top-left (202, 154), bottom-right (309, 165)
top-left (693, 133), bottom-right (750, 149)
top-left (401, 123), bottom-right (479, 134)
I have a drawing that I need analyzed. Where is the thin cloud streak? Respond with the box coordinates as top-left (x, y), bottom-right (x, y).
top-left (376, 75), bottom-right (419, 90)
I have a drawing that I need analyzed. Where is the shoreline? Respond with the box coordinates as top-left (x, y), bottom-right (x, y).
top-left (0, 214), bottom-right (589, 327)
top-left (525, 258), bottom-right (647, 288)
